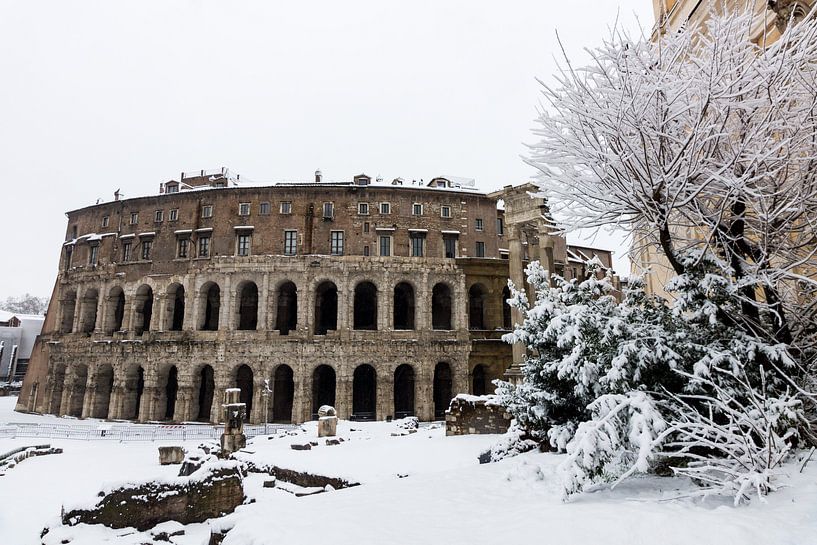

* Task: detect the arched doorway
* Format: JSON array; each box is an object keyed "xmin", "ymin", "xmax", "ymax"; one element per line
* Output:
[
  {"xmin": 134, "ymin": 285, "xmax": 154, "ymax": 335},
  {"xmin": 468, "ymin": 284, "xmax": 486, "ymax": 329},
  {"xmin": 167, "ymin": 284, "xmax": 185, "ymax": 331},
  {"xmin": 353, "ymin": 282, "xmax": 378, "ymax": 330},
  {"xmin": 49, "ymin": 364, "xmax": 67, "ymax": 414},
  {"xmin": 433, "ymin": 362, "xmax": 453, "ymax": 419},
  {"xmin": 272, "ymin": 364, "xmax": 294, "ymax": 423},
  {"xmin": 237, "ymin": 365, "xmax": 254, "ymax": 416},
  {"xmin": 105, "ymin": 287, "xmax": 125, "ymax": 334},
  {"xmin": 472, "ymin": 364, "xmax": 487, "ymax": 396},
  {"xmin": 311, "ymin": 365, "xmax": 336, "ymax": 417},
  {"xmin": 92, "ymin": 364, "xmax": 114, "ymax": 419},
  {"xmin": 275, "ymin": 281, "xmax": 298, "ymax": 335},
  {"xmin": 393, "ymin": 283, "xmax": 415, "ymax": 330},
  {"xmin": 61, "ymin": 291, "xmax": 77, "ymax": 333},
  {"xmin": 393, "ymin": 364, "xmax": 415, "ymax": 418},
  {"xmin": 197, "ymin": 365, "xmax": 215, "ymax": 421},
  {"xmin": 352, "ymin": 364, "xmax": 376, "ymax": 420},
  {"xmin": 125, "ymin": 366, "xmax": 145, "ymax": 420},
  {"xmin": 80, "ymin": 288, "xmax": 99, "ymax": 333},
  {"xmin": 199, "ymin": 282, "xmax": 221, "ymax": 331},
  {"xmin": 237, "ymin": 282, "xmax": 259, "ymax": 330},
  {"xmin": 68, "ymin": 365, "xmax": 88, "ymax": 417},
  {"xmin": 502, "ymin": 286, "xmax": 512, "ymax": 329},
  {"xmin": 314, "ymin": 282, "xmax": 338, "ymax": 335},
  {"xmin": 164, "ymin": 366, "xmax": 178, "ymax": 420},
  {"xmin": 432, "ymin": 283, "xmax": 452, "ymax": 330}
]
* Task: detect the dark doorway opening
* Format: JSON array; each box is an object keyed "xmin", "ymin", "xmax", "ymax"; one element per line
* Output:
[
  {"xmin": 201, "ymin": 283, "xmax": 221, "ymax": 331},
  {"xmin": 238, "ymin": 282, "xmax": 259, "ymax": 330},
  {"xmin": 237, "ymin": 365, "xmax": 254, "ymax": 416},
  {"xmin": 314, "ymin": 282, "xmax": 338, "ymax": 335},
  {"xmin": 273, "ymin": 365, "xmax": 294, "ymax": 423},
  {"xmin": 393, "ymin": 283, "xmax": 415, "ymax": 330},
  {"xmin": 133, "ymin": 367, "xmax": 145, "ymax": 420},
  {"xmin": 432, "ymin": 283, "xmax": 452, "ymax": 330},
  {"xmin": 165, "ymin": 366, "xmax": 178, "ymax": 420},
  {"xmin": 197, "ymin": 365, "xmax": 215, "ymax": 421},
  {"xmin": 468, "ymin": 284, "xmax": 486, "ymax": 329},
  {"xmin": 169, "ymin": 284, "xmax": 185, "ymax": 331},
  {"xmin": 353, "ymin": 282, "xmax": 378, "ymax": 330},
  {"xmin": 352, "ymin": 364, "xmax": 376, "ymax": 420},
  {"xmin": 393, "ymin": 364, "xmax": 415, "ymax": 419},
  {"xmin": 472, "ymin": 364, "xmax": 487, "ymax": 396},
  {"xmin": 276, "ymin": 282, "xmax": 298, "ymax": 335},
  {"xmin": 502, "ymin": 286, "xmax": 512, "ymax": 329},
  {"xmin": 311, "ymin": 365, "xmax": 336, "ymax": 417},
  {"xmin": 433, "ymin": 362, "xmax": 453, "ymax": 419}
]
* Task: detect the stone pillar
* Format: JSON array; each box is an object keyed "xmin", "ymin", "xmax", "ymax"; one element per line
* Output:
[
  {"xmin": 417, "ymin": 272, "xmax": 429, "ymax": 331},
  {"xmin": 336, "ymin": 372, "xmax": 352, "ymax": 420},
  {"xmin": 378, "ymin": 370, "xmax": 393, "ymax": 421},
  {"xmin": 291, "ymin": 375, "xmax": 307, "ymax": 424},
  {"xmin": 220, "ymin": 274, "xmax": 232, "ymax": 331},
  {"xmin": 59, "ymin": 380, "xmax": 73, "ymax": 416},
  {"xmin": 174, "ymin": 383, "xmax": 195, "ymax": 422},
  {"xmin": 184, "ymin": 277, "xmax": 199, "ymax": 331},
  {"xmin": 298, "ymin": 281, "xmax": 310, "ymax": 336},
  {"xmin": 124, "ymin": 297, "xmax": 137, "ymax": 334},
  {"xmin": 140, "ymin": 372, "xmax": 160, "ymax": 422},
  {"xmin": 506, "ymin": 225, "xmax": 526, "ymax": 381},
  {"xmin": 108, "ymin": 379, "xmax": 125, "ymax": 419},
  {"xmin": 537, "ymin": 218, "xmax": 556, "ymax": 277},
  {"xmin": 251, "ymin": 378, "xmax": 265, "ymax": 424},
  {"xmin": 259, "ymin": 273, "xmax": 270, "ymax": 331},
  {"xmin": 72, "ymin": 287, "xmax": 85, "ymax": 333},
  {"xmin": 94, "ymin": 287, "xmax": 107, "ymax": 334},
  {"xmin": 155, "ymin": 294, "xmax": 168, "ymax": 332},
  {"xmin": 417, "ymin": 367, "xmax": 433, "ymax": 421},
  {"xmin": 379, "ymin": 278, "xmax": 390, "ymax": 331},
  {"xmin": 338, "ymin": 280, "xmax": 351, "ymax": 332}
]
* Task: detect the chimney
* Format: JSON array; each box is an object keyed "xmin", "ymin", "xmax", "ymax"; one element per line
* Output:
[{"xmin": 315, "ymin": 169, "xmax": 322, "ymax": 183}]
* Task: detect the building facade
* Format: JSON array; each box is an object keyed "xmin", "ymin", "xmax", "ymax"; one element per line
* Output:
[{"xmin": 15, "ymin": 169, "xmax": 617, "ymax": 423}]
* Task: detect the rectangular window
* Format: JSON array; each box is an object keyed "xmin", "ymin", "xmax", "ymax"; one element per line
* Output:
[
  {"xmin": 330, "ymin": 231, "xmax": 344, "ymax": 255},
  {"xmin": 412, "ymin": 203, "xmax": 423, "ymax": 216},
  {"xmin": 280, "ymin": 202, "xmax": 292, "ymax": 214},
  {"xmin": 323, "ymin": 202, "xmax": 334, "ymax": 219},
  {"xmin": 284, "ymin": 230, "xmax": 297, "ymax": 256},
  {"xmin": 260, "ymin": 202, "xmax": 271, "ymax": 215},
  {"xmin": 237, "ymin": 234, "xmax": 251, "ymax": 256},
  {"xmin": 379, "ymin": 235, "xmax": 391, "ymax": 257},
  {"xmin": 239, "ymin": 202, "xmax": 251, "ymax": 216},
  {"xmin": 122, "ymin": 242, "xmax": 132, "ymax": 262},
  {"xmin": 198, "ymin": 236, "xmax": 210, "ymax": 258},
  {"xmin": 201, "ymin": 205, "xmax": 213, "ymax": 218},
  {"xmin": 475, "ymin": 241, "xmax": 485, "ymax": 257},
  {"xmin": 496, "ymin": 217, "xmax": 504, "ymax": 235},
  {"xmin": 363, "ymin": 245, "xmax": 370, "ymax": 256},
  {"xmin": 177, "ymin": 239, "xmax": 188, "ymax": 259},
  {"xmin": 410, "ymin": 235, "xmax": 424, "ymax": 257},
  {"xmin": 444, "ymin": 236, "xmax": 457, "ymax": 258},
  {"xmin": 141, "ymin": 240, "xmax": 152, "ymax": 260},
  {"xmin": 380, "ymin": 202, "xmax": 390, "ymax": 215},
  {"xmin": 169, "ymin": 209, "xmax": 179, "ymax": 221},
  {"xmin": 102, "ymin": 215, "xmax": 109, "ymax": 228},
  {"xmin": 155, "ymin": 210, "xmax": 164, "ymax": 223},
  {"xmin": 358, "ymin": 202, "xmax": 369, "ymax": 215},
  {"xmin": 89, "ymin": 245, "xmax": 99, "ymax": 265},
  {"xmin": 64, "ymin": 247, "xmax": 73, "ymax": 270},
  {"xmin": 475, "ymin": 218, "xmax": 484, "ymax": 231},
  {"xmin": 130, "ymin": 212, "xmax": 139, "ymax": 225},
  {"xmin": 441, "ymin": 206, "xmax": 451, "ymax": 218}
]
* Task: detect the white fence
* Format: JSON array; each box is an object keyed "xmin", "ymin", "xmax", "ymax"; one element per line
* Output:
[{"xmin": 0, "ymin": 422, "xmax": 296, "ymax": 442}]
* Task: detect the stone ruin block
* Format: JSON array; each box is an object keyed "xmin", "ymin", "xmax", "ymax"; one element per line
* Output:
[
  {"xmin": 317, "ymin": 405, "xmax": 338, "ymax": 437},
  {"xmin": 445, "ymin": 394, "xmax": 511, "ymax": 436},
  {"xmin": 158, "ymin": 446, "xmax": 186, "ymax": 465}
]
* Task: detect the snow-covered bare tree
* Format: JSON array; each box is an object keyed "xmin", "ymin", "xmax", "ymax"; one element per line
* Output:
[{"xmin": 1, "ymin": 293, "xmax": 49, "ymax": 315}]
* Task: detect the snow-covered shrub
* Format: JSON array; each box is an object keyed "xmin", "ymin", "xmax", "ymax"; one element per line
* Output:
[{"xmin": 480, "ymin": 421, "xmax": 538, "ymax": 464}]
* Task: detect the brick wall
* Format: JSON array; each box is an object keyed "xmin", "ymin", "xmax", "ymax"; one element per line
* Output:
[{"xmin": 445, "ymin": 394, "xmax": 511, "ymax": 436}]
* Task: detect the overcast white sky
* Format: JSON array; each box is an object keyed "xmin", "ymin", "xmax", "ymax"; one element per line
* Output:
[{"xmin": 0, "ymin": 1, "xmax": 653, "ymax": 300}]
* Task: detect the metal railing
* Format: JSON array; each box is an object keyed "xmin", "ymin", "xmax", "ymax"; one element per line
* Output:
[{"xmin": 0, "ymin": 422, "xmax": 296, "ymax": 442}]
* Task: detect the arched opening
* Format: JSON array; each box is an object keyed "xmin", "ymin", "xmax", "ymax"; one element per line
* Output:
[
  {"xmin": 105, "ymin": 287, "xmax": 125, "ymax": 334},
  {"xmin": 49, "ymin": 364, "xmax": 67, "ymax": 414},
  {"xmin": 134, "ymin": 285, "xmax": 154, "ymax": 335},
  {"xmin": 61, "ymin": 291, "xmax": 77, "ymax": 333},
  {"xmin": 237, "ymin": 281, "xmax": 259, "ymax": 330},
  {"xmin": 123, "ymin": 366, "xmax": 145, "ymax": 420},
  {"xmin": 79, "ymin": 288, "xmax": 99, "ymax": 333},
  {"xmin": 432, "ymin": 283, "xmax": 452, "ymax": 330},
  {"xmin": 433, "ymin": 362, "xmax": 453, "ymax": 419},
  {"xmin": 272, "ymin": 364, "xmax": 294, "ymax": 423},
  {"xmin": 68, "ymin": 365, "xmax": 88, "ymax": 417},
  {"xmin": 393, "ymin": 282, "xmax": 415, "ymax": 330},
  {"xmin": 236, "ymin": 365, "xmax": 254, "ymax": 416},
  {"xmin": 164, "ymin": 366, "xmax": 178, "ymax": 420},
  {"xmin": 352, "ymin": 364, "xmax": 377, "ymax": 420},
  {"xmin": 197, "ymin": 365, "xmax": 215, "ymax": 421},
  {"xmin": 472, "ymin": 364, "xmax": 487, "ymax": 396},
  {"xmin": 502, "ymin": 286, "xmax": 512, "ymax": 329},
  {"xmin": 468, "ymin": 284, "xmax": 486, "ymax": 330},
  {"xmin": 275, "ymin": 282, "xmax": 298, "ymax": 335},
  {"xmin": 314, "ymin": 282, "xmax": 338, "ymax": 335},
  {"xmin": 166, "ymin": 283, "xmax": 185, "ymax": 331},
  {"xmin": 199, "ymin": 282, "xmax": 221, "ymax": 331},
  {"xmin": 393, "ymin": 364, "xmax": 415, "ymax": 418},
  {"xmin": 353, "ymin": 282, "xmax": 378, "ymax": 330},
  {"xmin": 92, "ymin": 364, "xmax": 114, "ymax": 419},
  {"xmin": 311, "ymin": 364, "xmax": 336, "ymax": 417}
]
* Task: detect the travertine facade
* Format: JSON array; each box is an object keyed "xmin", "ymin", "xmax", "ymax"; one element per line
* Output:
[{"xmin": 16, "ymin": 170, "xmax": 616, "ymax": 423}]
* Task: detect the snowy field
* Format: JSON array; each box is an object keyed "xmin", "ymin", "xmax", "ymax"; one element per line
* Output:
[{"xmin": 1, "ymin": 396, "xmax": 816, "ymax": 545}]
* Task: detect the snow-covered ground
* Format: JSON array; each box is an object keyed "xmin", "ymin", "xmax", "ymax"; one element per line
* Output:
[{"xmin": 2, "ymin": 396, "xmax": 816, "ymax": 545}]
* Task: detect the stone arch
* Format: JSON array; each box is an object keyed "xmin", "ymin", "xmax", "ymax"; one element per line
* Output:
[
  {"xmin": 79, "ymin": 288, "xmax": 99, "ymax": 333},
  {"xmin": 393, "ymin": 364, "xmax": 415, "ymax": 418},
  {"xmin": 352, "ymin": 364, "xmax": 377, "ymax": 420},
  {"xmin": 166, "ymin": 283, "xmax": 185, "ymax": 331},
  {"xmin": 91, "ymin": 363, "xmax": 114, "ymax": 418},
  {"xmin": 272, "ymin": 364, "xmax": 294, "ymax": 423},
  {"xmin": 198, "ymin": 281, "xmax": 221, "ymax": 331},
  {"xmin": 314, "ymin": 281, "xmax": 338, "ymax": 335},
  {"xmin": 123, "ymin": 366, "xmax": 145, "ymax": 420},
  {"xmin": 433, "ymin": 361, "xmax": 453, "ymax": 419},
  {"xmin": 236, "ymin": 364, "xmax": 254, "ymax": 415},
  {"xmin": 61, "ymin": 291, "xmax": 77, "ymax": 333},
  {"xmin": 311, "ymin": 364, "xmax": 336, "ymax": 417},
  {"xmin": 468, "ymin": 283, "xmax": 487, "ymax": 330},
  {"xmin": 353, "ymin": 281, "xmax": 378, "ymax": 330},
  {"xmin": 68, "ymin": 364, "xmax": 88, "ymax": 417},
  {"xmin": 104, "ymin": 286, "xmax": 125, "ymax": 334},
  {"xmin": 502, "ymin": 285, "xmax": 512, "ymax": 329},
  {"xmin": 161, "ymin": 365, "xmax": 179, "ymax": 421},
  {"xmin": 195, "ymin": 364, "xmax": 215, "ymax": 421},
  {"xmin": 49, "ymin": 363, "xmax": 67, "ymax": 414},
  {"xmin": 275, "ymin": 281, "xmax": 298, "ymax": 335},
  {"xmin": 236, "ymin": 280, "xmax": 259, "ymax": 331},
  {"xmin": 393, "ymin": 282, "xmax": 415, "ymax": 330},
  {"xmin": 472, "ymin": 364, "xmax": 487, "ymax": 396},
  {"xmin": 431, "ymin": 283, "xmax": 452, "ymax": 330},
  {"xmin": 134, "ymin": 284, "xmax": 154, "ymax": 335}
]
